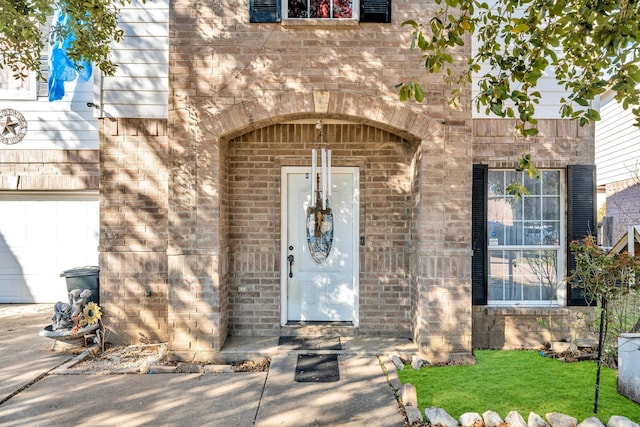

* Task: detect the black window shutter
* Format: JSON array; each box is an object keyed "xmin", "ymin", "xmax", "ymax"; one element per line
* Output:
[
  {"xmin": 472, "ymin": 164, "xmax": 488, "ymax": 305},
  {"xmin": 250, "ymin": 0, "xmax": 281, "ymax": 23},
  {"xmin": 360, "ymin": 0, "xmax": 391, "ymax": 23},
  {"xmin": 566, "ymin": 164, "xmax": 597, "ymax": 306}
]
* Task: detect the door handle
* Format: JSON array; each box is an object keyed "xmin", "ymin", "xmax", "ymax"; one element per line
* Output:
[{"xmin": 287, "ymin": 254, "xmax": 294, "ymax": 278}]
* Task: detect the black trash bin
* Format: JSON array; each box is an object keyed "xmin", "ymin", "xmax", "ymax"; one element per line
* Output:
[{"xmin": 60, "ymin": 266, "xmax": 100, "ymax": 304}]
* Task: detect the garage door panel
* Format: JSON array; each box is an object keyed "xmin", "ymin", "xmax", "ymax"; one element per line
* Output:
[
  {"xmin": 0, "ymin": 193, "xmax": 99, "ymax": 303},
  {"xmin": 0, "ymin": 276, "xmax": 30, "ymax": 302},
  {"xmin": 0, "ymin": 247, "xmax": 24, "ymax": 275}
]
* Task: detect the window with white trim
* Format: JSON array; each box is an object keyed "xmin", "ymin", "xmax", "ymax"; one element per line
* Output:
[
  {"xmin": 0, "ymin": 64, "xmax": 37, "ymax": 100},
  {"xmin": 250, "ymin": 0, "xmax": 389, "ymax": 23},
  {"xmin": 285, "ymin": 0, "xmax": 356, "ymax": 19},
  {"xmin": 487, "ymin": 170, "xmax": 564, "ymax": 305}
]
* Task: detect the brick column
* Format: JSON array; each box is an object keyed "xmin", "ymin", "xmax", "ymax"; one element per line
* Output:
[
  {"xmin": 99, "ymin": 118, "xmax": 169, "ymax": 345},
  {"xmin": 166, "ymin": 106, "xmax": 228, "ymax": 361},
  {"xmin": 413, "ymin": 122, "xmax": 474, "ymax": 364}
]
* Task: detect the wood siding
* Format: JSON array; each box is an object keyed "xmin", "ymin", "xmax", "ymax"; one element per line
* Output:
[
  {"xmin": 595, "ymin": 91, "xmax": 640, "ymax": 186},
  {"xmin": 0, "ymin": 78, "xmax": 98, "ymax": 150},
  {"xmin": 94, "ymin": 0, "xmax": 169, "ymax": 119}
]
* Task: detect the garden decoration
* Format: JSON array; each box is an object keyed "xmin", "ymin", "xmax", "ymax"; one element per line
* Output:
[
  {"xmin": 307, "ymin": 120, "xmax": 334, "ymax": 264},
  {"xmin": 39, "ymin": 288, "xmax": 103, "ymax": 345}
]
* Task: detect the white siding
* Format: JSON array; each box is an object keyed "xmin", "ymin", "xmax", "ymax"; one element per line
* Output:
[
  {"xmin": 470, "ymin": 0, "xmax": 594, "ymax": 120},
  {"xmin": 595, "ymin": 91, "xmax": 640, "ymax": 185},
  {"xmin": 471, "ymin": 59, "xmax": 574, "ymax": 120},
  {"xmin": 0, "ymin": 76, "xmax": 98, "ymax": 150},
  {"xmin": 95, "ymin": 0, "xmax": 169, "ymax": 119}
]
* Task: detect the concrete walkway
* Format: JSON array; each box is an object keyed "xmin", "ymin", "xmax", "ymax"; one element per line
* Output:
[{"xmin": 0, "ymin": 304, "xmax": 415, "ymax": 426}]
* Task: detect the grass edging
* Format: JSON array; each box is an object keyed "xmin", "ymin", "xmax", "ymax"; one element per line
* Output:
[{"xmin": 396, "ymin": 350, "xmax": 640, "ymax": 423}]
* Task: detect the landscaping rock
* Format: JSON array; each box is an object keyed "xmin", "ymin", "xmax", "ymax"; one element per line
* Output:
[
  {"xmin": 506, "ymin": 411, "xmax": 527, "ymax": 427},
  {"xmin": 176, "ymin": 362, "xmax": 203, "ymax": 373},
  {"xmin": 547, "ymin": 412, "xmax": 577, "ymax": 427},
  {"xmin": 406, "ymin": 406, "xmax": 423, "ymax": 425},
  {"xmin": 575, "ymin": 338, "xmax": 598, "ymax": 348},
  {"xmin": 578, "ymin": 417, "xmax": 605, "ymax": 427},
  {"xmin": 390, "ymin": 354, "xmax": 404, "ymax": 371},
  {"xmin": 148, "ymin": 364, "xmax": 177, "ymax": 374},
  {"xmin": 550, "ymin": 342, "xmax": 577, "ymax": 354},
  {"xmin": 607, "ymin": 416, "xmax": 639, "ymax": 427},
  {"xmin": 204, "ymin": 364, "xmax": 234, "ymax": 373},
  {"xmin": 460, "ymin": 412, "xmax": 483, "ymax": 427},
  {"xmin": 411, "ymin": 354, "xmax": 425, "ymax": 370},
  {"xmin": 529, "ymin": 412, "xmax": 550, "ymax": 427},
  {"xmin": 483, "ymin": 410, "xmax": 503, "ymax": 427},
  {"xmin": 425, "ymin": 406, "xmax": 458, "ymax": 427},
  {"xmin": 401, "ymin": 383, "xmax": 418, "ymax": 407}
]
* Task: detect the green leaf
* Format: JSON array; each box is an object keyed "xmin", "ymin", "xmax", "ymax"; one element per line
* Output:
[
  {"xmin": 399, "ymin": 85, "xmax": 409, "ymax": 101},
  {"xmin": 414, "ymin": 83, "xmax": 425, "ymax": 102},
  {"xmin": 512, "ymin": 23, "xmax": 530, "ymax": 33},
  {"xmin": 506, "ymin": 182, "xmax": 529, "ymax": 200}
]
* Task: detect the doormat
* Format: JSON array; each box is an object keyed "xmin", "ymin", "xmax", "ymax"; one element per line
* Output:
[
  {"xmin": 294, "ymin": 354, "xmax": 340, "ymax": 382},
  {"xmin": 278, "ymin": 336, "xmax": 341, "ymax": 350}
]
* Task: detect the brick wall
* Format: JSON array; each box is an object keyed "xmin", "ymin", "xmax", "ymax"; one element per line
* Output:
[
  {"xmin": 473, "ymin": 118, "xmax": 595, "ymax": 166},
  {"xmin": 0, "ymin": 150, "xmax": 98, "ymax": 191},
  {"xmin": 606, "ymin": 178, "xmax": 640, "ymax": 244},
  {"xmin": 472, "ymin": 307, "xmax": 595, "ymax": 349},
  {"xmin": 167, "ymin": 0, "xmax": 473, "ymax": 361}
]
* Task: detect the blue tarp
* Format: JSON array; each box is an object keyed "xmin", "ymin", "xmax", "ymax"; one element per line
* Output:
[{"xmin": 48, "ymin": 9, "xmax": 92, "ymax": 101}]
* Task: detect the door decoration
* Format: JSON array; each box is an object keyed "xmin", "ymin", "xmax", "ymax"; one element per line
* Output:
[{"xmin": 307, "ymin": 120, "xmax": 333, "ymax": 263}]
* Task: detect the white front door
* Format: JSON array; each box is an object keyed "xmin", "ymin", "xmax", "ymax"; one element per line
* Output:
[{"xmin": 281, "ymin": 167, "xmax": 359, "ymax": 325}]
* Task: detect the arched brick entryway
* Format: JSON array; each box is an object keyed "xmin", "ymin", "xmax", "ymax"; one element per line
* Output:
[{"xmin": 163, "ymin": 90, "xmax": 472, "ymax": 363}]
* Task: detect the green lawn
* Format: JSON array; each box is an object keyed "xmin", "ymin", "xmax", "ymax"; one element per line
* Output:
[{"xmin": 396, "ymin": 350, "xmax": 640, "ymax": 423}]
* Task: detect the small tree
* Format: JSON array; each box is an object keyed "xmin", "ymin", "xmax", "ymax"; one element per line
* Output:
[
  {"xmin": 569, "ymin": 235, "xmax": 640, "ymax": 413},
  {"xmin": 570, "ymin": 235, "xmax": 640, "ymax": 364}
]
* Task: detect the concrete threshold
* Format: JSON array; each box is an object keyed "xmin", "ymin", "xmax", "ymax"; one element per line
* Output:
[{"xmin": 214, "ymin": 335, "xmax": 417, "ymax": 364}]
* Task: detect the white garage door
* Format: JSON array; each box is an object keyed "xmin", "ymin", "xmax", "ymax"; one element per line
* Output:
[{"xmin": 0, "ymin": 192, "xmax": 99, "ymax": 303}]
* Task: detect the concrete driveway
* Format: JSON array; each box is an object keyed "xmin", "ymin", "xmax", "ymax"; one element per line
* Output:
[{"xmin": 0, "ymin": 304, "xmax": 71, "ymax": 403}]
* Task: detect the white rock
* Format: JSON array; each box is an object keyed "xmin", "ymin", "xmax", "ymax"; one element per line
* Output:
[
  {"xmin": 529, "ymin": 412, "xmax": 550, "ymax": 427},
  {"xmin": 401, "ymin": 383, "xmax": 418, "ymax": 407},
  {"xmin": 411, "ymin": 354, "xmax": 424, "ymax": 370},
  {"xmin": 546, "ymin": 412, "xmax": 577, "ymax": 427},
  {"xmin": 506, "ymin": 411, "xmax": 527, "ymax": 427},
  {"xmin": 390, "ymin": 354, "xmax": 404, "ymax": 371},
  {"xmin": 578, "ymin": 417, "xmax": 606, "ymax": 427},
  {"xmin": 460, "ymin": 412, "xmax": 483, "ymax": 427},
  {"xmin": 483, "ymin": 410, "xmax": 503, "ymax": 427},
  {"xmin": 406, "ymin": 406, "xmax": 423, "ymax": 425},
  {"xmin": 425, "ymin": 406, "xmax": 459, "ymax": 427},
  {"xmin": 607, "ymin": 416, "xmax": 640, "ymax": 427}
]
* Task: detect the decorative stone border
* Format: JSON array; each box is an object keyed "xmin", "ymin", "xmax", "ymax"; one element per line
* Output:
[{"xmin": 383, "ymin": 353, "xmax": 639, "ymax": 427}]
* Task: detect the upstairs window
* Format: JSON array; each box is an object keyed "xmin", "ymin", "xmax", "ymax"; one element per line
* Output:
[
  {"xmin": 287, "ymin": 0, "xmax": 354, "ymax": 19},
  {"xmin": 250, "ymin": 0, "xmax": 390, "ymax": 23}
]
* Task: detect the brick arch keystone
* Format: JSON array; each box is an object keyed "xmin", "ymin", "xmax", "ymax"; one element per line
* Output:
[{"xmin": 205, "ymin": 91, "xmax": 443, "ymax": 141}]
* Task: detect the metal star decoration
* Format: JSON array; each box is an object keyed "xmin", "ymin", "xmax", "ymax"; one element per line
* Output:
[{"xmin": 0, "ymin": 109, "xmax": 28, "ymax": 145}]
